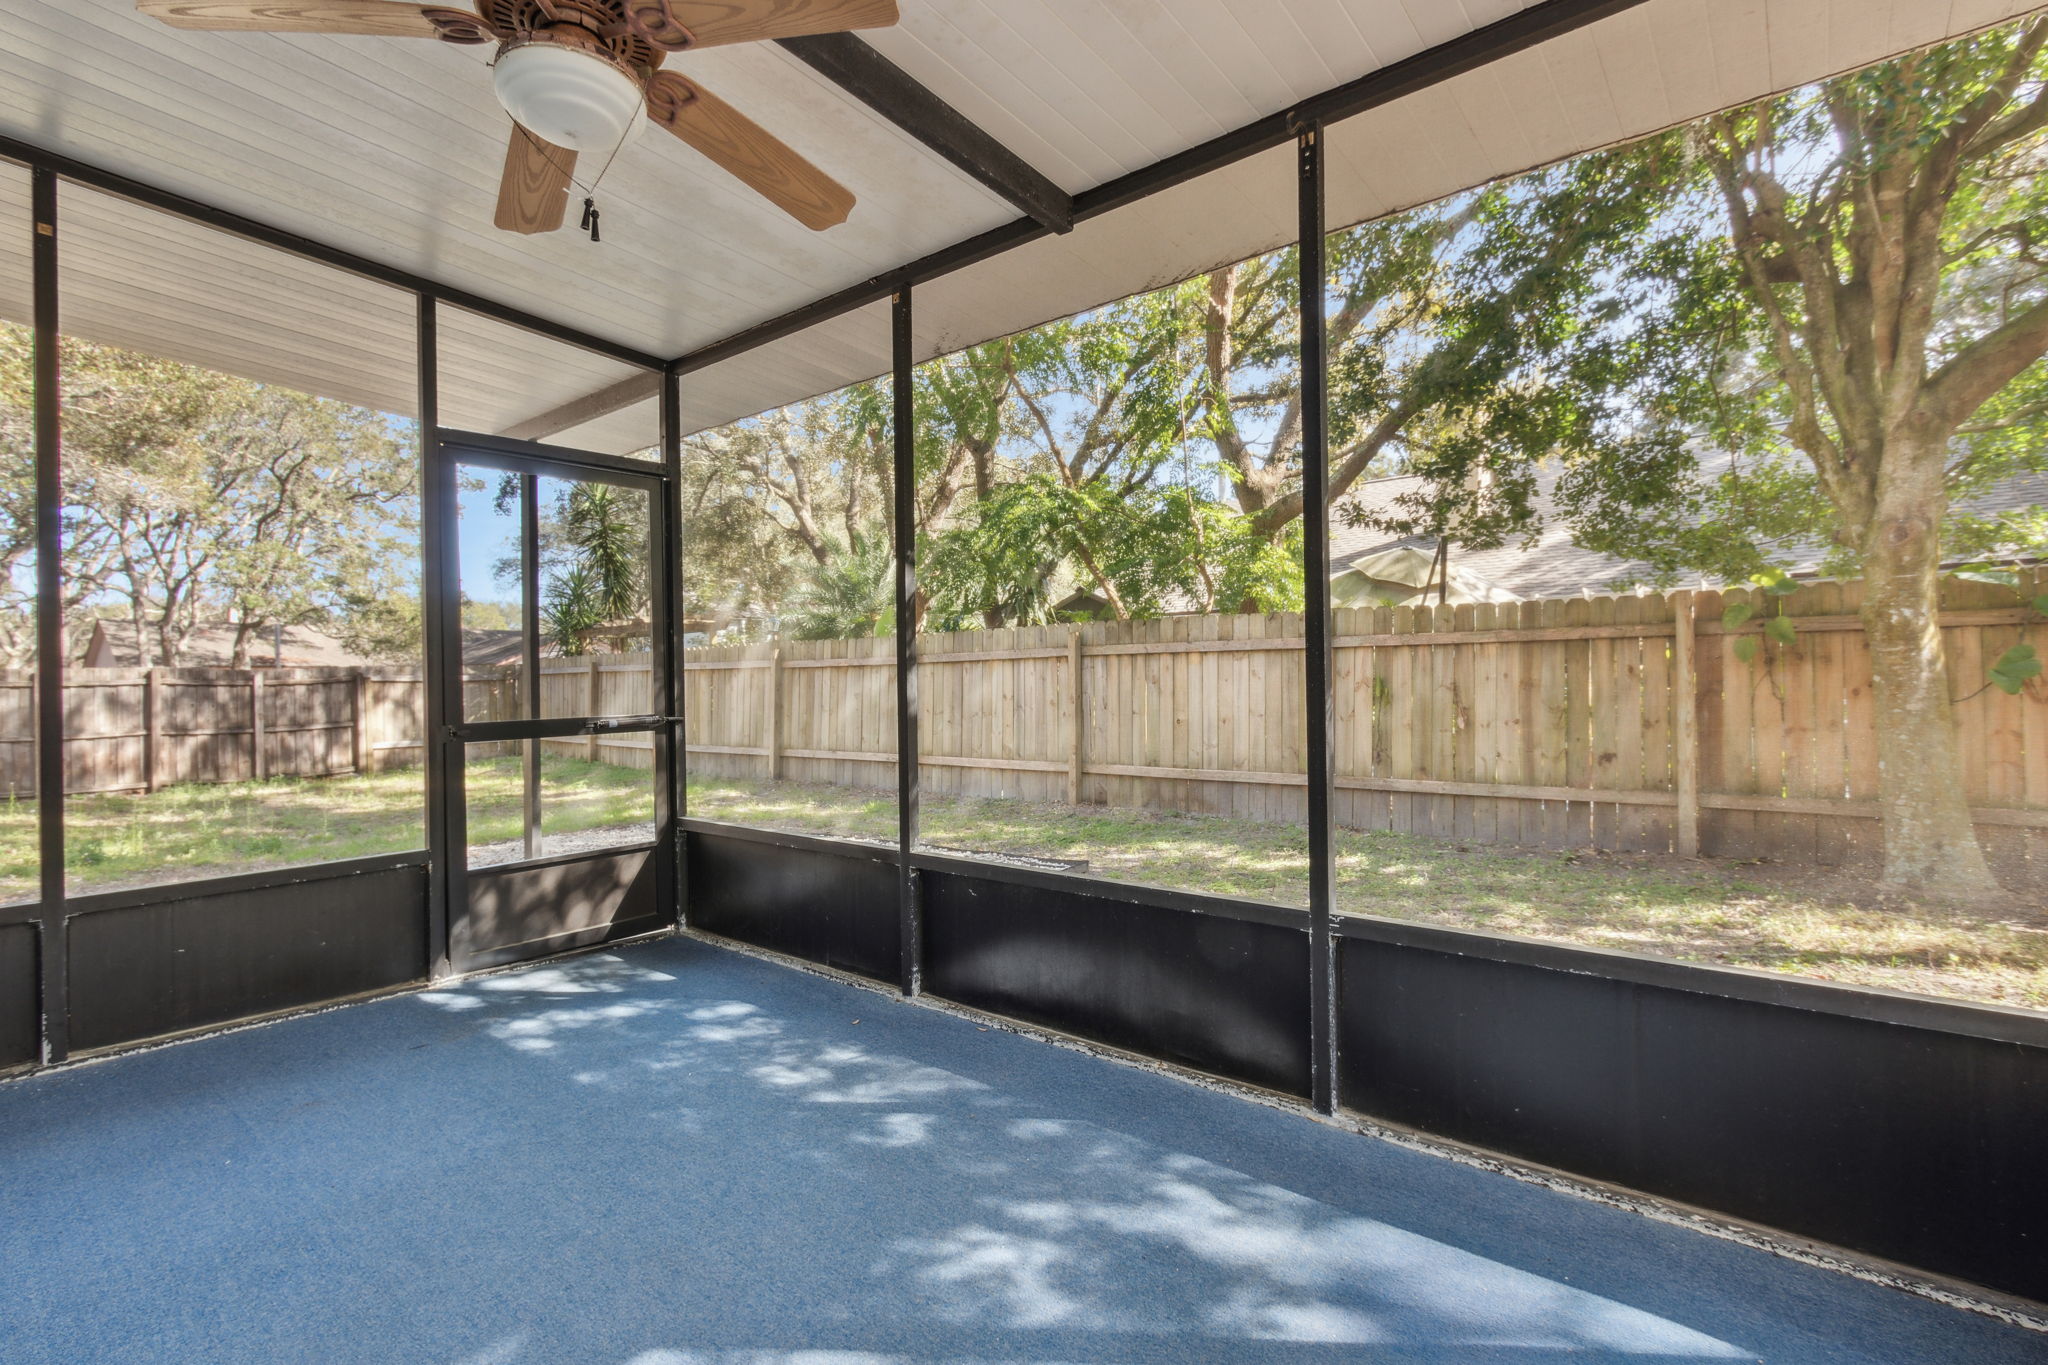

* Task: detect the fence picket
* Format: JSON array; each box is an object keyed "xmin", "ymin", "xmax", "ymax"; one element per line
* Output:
[
  {"xmin": 1639, "ymin": 594, "xmax": 1676, "ymax": 853},
  {"xmin": 1468, "ymin": 602, "xmax": 1499, "ymax": 846},
  {"xmin": 1805, "ymin": 583, "xmax": 1850, "ymax": 867},
  {"xmin": 1545, "ymin": 598, "xmax": 1579, "ymax": 850},
  {"xmin": 1495, "ymin": 601, "xmax": 1528, "ymax": 846},
  {"xmin": 1749, "ymin": 590, "xmax": 1797, "ymax": 862}
]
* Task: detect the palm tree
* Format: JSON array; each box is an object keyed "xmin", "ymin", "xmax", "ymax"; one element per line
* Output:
[
  {"xmin": 562, "ymin": 484, "xmax": 643, "ymax": 623},
  {"xmin": 541, "ymin": 563, "xmax": 604, "ymax": 656},
  {"xmin": 785, "ymin": 532, "xmax": 893, "ymax": 640},
  {"xmin": 539, "ymin": 484, "xmax": 647, "ymax": 653}
]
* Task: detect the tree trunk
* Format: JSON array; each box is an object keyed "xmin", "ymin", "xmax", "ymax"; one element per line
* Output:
[
  {"xmin": 229, "ymin": 619, "xmax": 256, "ymax": 670},
  {"xmin": 1857, "ymin": 484, "xmax": 2002, "ymax": 900}
]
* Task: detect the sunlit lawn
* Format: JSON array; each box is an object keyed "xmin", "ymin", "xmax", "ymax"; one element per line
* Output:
[
  {"xmin": 2, "ymin": 766, "xmax": 2042, "ymax": 1012},
  {"xmin": 0, "ymin": 757, "xmax": 652, "ymax": 900},
  {"xmin": 693, "ymin": 776, "xmax": 2048, "ymax": 1012}
]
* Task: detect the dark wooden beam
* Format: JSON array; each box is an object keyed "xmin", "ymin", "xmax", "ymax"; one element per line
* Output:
[
  {"xmin": 778, "ymin": 33, "xmax": 1074, "ymax": 234},
  {"xmin": 683, "ymin": 0, "xmax": 1651, "ymax": 377},
  {"xmin": 499, "ymin": 371, "xmax": 662, "ymax": 445}
]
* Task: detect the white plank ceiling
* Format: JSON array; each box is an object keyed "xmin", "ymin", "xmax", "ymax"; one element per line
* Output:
[{"xmin": 0, "ymin": 0, "xmax": 2040, "ymax": 448}]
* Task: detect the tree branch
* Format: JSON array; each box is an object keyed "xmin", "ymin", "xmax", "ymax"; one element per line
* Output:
[{"xmin": 1926, "ymin": 292, "xmax": 2048, "ymax": 427}]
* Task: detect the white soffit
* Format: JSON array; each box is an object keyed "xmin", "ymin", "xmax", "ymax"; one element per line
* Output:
[
  {"xmin": 684, "ymin": 0, "xmax": 2031, "ymax": 431},
  {"xmin": 0, "ymin": 0, "xmax": 1017, "ymax": 360},
  {"xmin": 722, "ymin": 0, "xmax": 2047, "ymax": 435},
  {"xmin": 0, "ymin": 1, "xmax": 2039, "ymax": 445},
  {"xmin": 678, "ymin": 299, "xmax": 894, "ymax": 439}
]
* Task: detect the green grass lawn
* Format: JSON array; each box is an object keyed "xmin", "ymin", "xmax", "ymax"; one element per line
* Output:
[
  {"xmin": 0, "ymin": 757, "xmax": 654, "ymax": 900},
  {"xmin": 4, "ymin": 766, "xmax": 2041, "ymax": 1013},
  {"xmin": 692, "ymin": 776, "xmax": 2048, "ymax": 1012}
]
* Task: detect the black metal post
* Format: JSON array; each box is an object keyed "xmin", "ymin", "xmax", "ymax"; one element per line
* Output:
[
  {"xmin": 892, "ymin": 288, "xmax": 921, "ymax": 996},
  {"xmin": 661, "ymin": 366, "xmax": 686, "ymax": 925},
  {"xmin": 1298, "ymin": 123, "xmax": 1338, "ymax": 1115},
  {"xmin": 520, "ymin": 474, "xmax": 542, "ymax": 860},
  {"xmin": 31, "ymin": 168, "xmax": 66, "ymax": 1063},
  {"xmin": 419, "ymin": 294, "xmax": 455, "ymax": 979}
]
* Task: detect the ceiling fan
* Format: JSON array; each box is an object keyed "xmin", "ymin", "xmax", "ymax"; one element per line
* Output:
[{"xmin": 136, "ymin": 1, "xmax": 901, "ymax": 234}]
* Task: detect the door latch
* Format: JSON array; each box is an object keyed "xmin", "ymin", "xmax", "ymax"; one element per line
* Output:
[{"xmin": 579, "ymin": 715, "xmax": 673, "ymax": 734}]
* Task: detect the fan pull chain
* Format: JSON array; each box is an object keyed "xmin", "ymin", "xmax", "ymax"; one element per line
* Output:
[{"xmin": 571, "ymin": 118, "xmax": 635, "ymax": 244}]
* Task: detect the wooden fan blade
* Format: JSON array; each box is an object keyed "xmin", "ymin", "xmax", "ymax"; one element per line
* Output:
[
  {"xmin": 494, "ymin": 126, "xmax": 577, "ymax": 235},
  {"xmin": 136, "ymin": 1, "xmax": 459, "ymax": 38},
  {"xmin": 645, "ymin": 72, "xmax": 853, "ymax": 231},
  {"xmin": 656, "ymin": 0, "xmax": 898, "ymax": 50}
]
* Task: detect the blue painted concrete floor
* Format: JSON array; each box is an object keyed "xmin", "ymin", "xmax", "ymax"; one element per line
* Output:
[{"xmin": 3, "ymin": 935, "xmax": 2044, "ymax": 1364}]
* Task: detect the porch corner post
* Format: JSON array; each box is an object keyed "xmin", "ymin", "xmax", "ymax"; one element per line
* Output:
[
  {"xmin": 518, "ymin": 474, "xmax": 541, "ymax": 863},
  {"xmin": 31, "ymin": 166, "xmax": 67, "ymax": 1064},
  {"xmin": 418, "ymin": 292, "xmax": 455, "ymax": 979},
  {"xmin": 1298, "ymin": 120, "xmax": 1339, "ymax": 1115},
  {"xmin": 662, "ymin": 363, "xmax": 687, "ymax": 926},
  {"xmin": 893, "ymin": 286, "xmax": 923, "ymax": 997}
]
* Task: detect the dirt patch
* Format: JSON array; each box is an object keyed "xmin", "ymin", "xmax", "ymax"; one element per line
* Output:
[{"xmin": 468, "ymin": 821, "xmax": 658, "ymax": 868}]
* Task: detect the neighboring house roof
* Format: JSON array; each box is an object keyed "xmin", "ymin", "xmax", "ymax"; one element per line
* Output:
[
  {"xmin": 462, "ymin": 629, "xmax": 526, "ymax": 670},
  {"xmin": 1332, "ymin": 544, "xmax": 1521, "ymax": 608},
  {"xmin": 1332, "ymin": 473, "xmax": 1695, "ymax": 603},
  {"xmin": 457, "ymin": 622, "xmax": 653, "ymax": 668},
  {"xmin": 79, "ymin": 620, "xmax": 375, "ymax": 669},
  {"xmin": 1332, "ymin": 461, "xmax": 2048, "ymax": 602}
]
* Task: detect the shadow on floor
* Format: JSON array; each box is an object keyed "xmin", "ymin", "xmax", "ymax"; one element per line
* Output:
[{"xmin": 0, "ymin": 936, "xmax": 2041, "ymax": 1365}]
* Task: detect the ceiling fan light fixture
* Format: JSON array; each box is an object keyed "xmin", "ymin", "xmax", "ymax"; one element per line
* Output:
[
  {"xmin": 140, "ymin": 0, "xmax": 884, "ymax": 233},
  {"xmin": 492, "ymin": 39, "xmax": 645, "ymax": 154}
]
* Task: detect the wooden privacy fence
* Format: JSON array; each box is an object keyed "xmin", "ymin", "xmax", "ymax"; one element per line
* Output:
[
  {"xmin": 685, "ymin": 573, "xmax": 2048, "ymax": 874},
  {"xmin": 0, "ymin": 667, "xmax": 430, "ymax": 798},
  {"xmin": 460, "ymin": 655, "xmax": 666, "ymax": 772},
  {"xmin": 0, "ymin": 656, "xmax": 677, "ymax": 798},
  {"xmin": 7, "ymin": 573, "xmax": 2042, "ymax": 875}
]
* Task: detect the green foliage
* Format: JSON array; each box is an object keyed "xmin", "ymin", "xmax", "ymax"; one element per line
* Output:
[
  {"xmin": 560, "ymin": 484, "xmax": 643, "ymax": 623},
  {"xmin": 336, "ymin": 589, "xmax": 421, "ymax": 662},
  {"xmin": 1990, "ymin": 643, "xmax": 2042, "ymax": 695},
  {"xmin": 460, "ymin": 597, "xmax": 520, "ymax": 632},
  {"xmin": 0, "ymin": 326, "xmax": 419, "ymax": 667},
  {"xmin": 1751, "ymin": 569, "xmax": 1799, "ymax": 597},
  {"xmin": 921, "ymin": 478, "xmax": 1069, "ymax": 628},
  {"xmin": 1327, "ymin": 140, "xmax": 1687, "ymax": 555},
  {"xmin": 1166, "ymin": 492, "xmax": 1305, "ymax": 615},
  {"xmin": 1555, "ymin": 21, "xmax": 2048, "ymax": 586},
  {"xmin": 786, "ymin": 532, "xmax": 893, "ymax": 640},
  {"xmin": 920, "ymin": 473, "xmax": 1304, "ymax": 628},
  {"xmin": 535, "ymin": 481, "xmax": 649, "ymax": 654},
  {"xmin": 685, "ymin": 126, "xmax": 1688, "ymax": 637},
  {"xmin": 1763, "ymin": 614, "xmax": 1798, "ymax": 647},
  {"xmin": 1721, "ymin": 602, "xmax": 1756, "ymax": 629},
  {"xmin": 679, "ymin": 385, "xmax": 887, "ymax": 633},
  {"xmin": 542, "ymin": 563, "xmax": 604, "ymax": 656}
]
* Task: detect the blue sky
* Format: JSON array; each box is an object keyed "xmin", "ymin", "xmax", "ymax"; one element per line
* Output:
[{"xmin": 456, "ymin": 477, "xmax": 521, "ymax": 612}]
